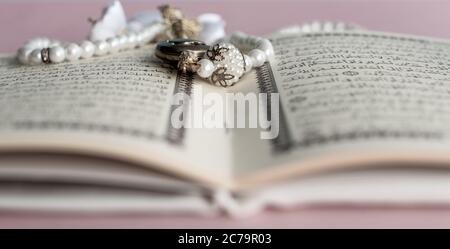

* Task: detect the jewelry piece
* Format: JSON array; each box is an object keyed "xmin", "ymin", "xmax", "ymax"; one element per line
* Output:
[
  {"xmin": 15, "ymin": 1, "xmax": 271, "ymax": 78},
  {"xmin": 16, "ymin": 4, "xmax": 199, "ymax": 66},
  {"xmin": 155, "ymin": 32, "xmax": 274, "ymax": 87},
  {"xmin": 17, "ymin": 22, "xmax": 165, "ymax": 66},
  {"xmin": 158, "ymin": 5, "xmax": 201, "ymax": 40}
]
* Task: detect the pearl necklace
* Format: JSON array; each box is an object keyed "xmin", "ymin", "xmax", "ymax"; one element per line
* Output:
[
  {"xmin": 16, "ymin": 4, "xmax": 206, "ymax": 66},
  {"xmin": 16, "ymin": 0, "xmax": 274, "ymax": 88},
  {"xmin": 17, "ymin": 28, "xmax": 273, "ymax": 88},
  {"xmin": 156, "ymin": 32, "xmax": 274, "ymax": 87},
  {"xmin": 17, "ymin": 22, "xmax": 165, "ymax": 65}
]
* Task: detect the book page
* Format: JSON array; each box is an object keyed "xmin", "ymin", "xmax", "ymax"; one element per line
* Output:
[
  {"xmin": 234, "ymin": 31, "xmax": 450, "ymax": 187},
  {"xmin": 236, "ymin": 167, "xmax": 450, "ymax": 214},
  {"xmin": 0, "ymin": 49, "xmax": 176, "ymax": 140},
  {"xmin": 0, "ymin": 153, "xmax": 214, "ymax": 214},
  {"xmin": 0, "ymin": 48, "xmax": 232, "ymax": 186}
]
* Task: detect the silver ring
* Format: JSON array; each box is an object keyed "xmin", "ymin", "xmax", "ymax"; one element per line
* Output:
[{"xmin": 155, "ymin": 39, "xmax": 210, "ymax": 63}]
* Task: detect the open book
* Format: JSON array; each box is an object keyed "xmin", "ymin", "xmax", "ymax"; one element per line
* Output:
[{"xmin": 2, "ymin": 27, "xmax": 450, "ymax": 216}]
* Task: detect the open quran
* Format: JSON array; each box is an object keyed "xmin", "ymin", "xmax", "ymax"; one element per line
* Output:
[{"xmin": 2, "ymin": 28, "xmax": 450, "ymax": 216}]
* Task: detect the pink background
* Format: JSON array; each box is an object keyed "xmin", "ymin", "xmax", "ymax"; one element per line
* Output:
[
  {"xmin": 2, "ymin": 0, "xmax": 450, "ymax": 53},
  {"xmin": 2, "ymin": 0, "xmax": 450, "ymax": 228}
]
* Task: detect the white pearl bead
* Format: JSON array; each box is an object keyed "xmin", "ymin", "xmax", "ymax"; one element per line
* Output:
[
  {"xmin": 17, "ymin": 47, "xmax": 32, "ymax": 64},
  {"xmin": 256, "ymin": 39, "xmax": 274, "ymax": 59},
  {"xmin": 243, "ymin": 54, "xmax": 253, "ymax": 73},
  {"xmin": 118, "ymin": 35, "xmax": 128, "ymax": 51},
  {"xmin": 146, "ymin": 26, "xmax": 161, "ymax": 42},
  {"xmin": 94, "ymin": 41, "xmax": 110, "ymax": 56},
  {"xmin": 127, "ymin": 33, "xmax": 138, "ymax": 49},
  {"xmin": 49, "ymin": 46, "xmax": 66, "ymax": 63},
  {"xmin": 197, "ymin": 59, "xmax": 215, "ymax": 78},
  {"xmin": 65, "ymin": 43, "xmax": 81, "ymax": 61},
  {"xmin": 148, "ymin": 30, "xmax": 158, "ymax": 41},
  {"xmin": 24, "ymin": 38, "xmax": 50, "ymax": 51},
  {"xmin": 141, "ymin": 30, "xmax": 152, "ymax": 43},
  {"xmin": 80, "ymin": 40, "xmax": 95, "ymax": 59},
  {"xmin": 107, "ymin": 37, "xmax": 120, "ymax": 53},
  {"xmin": 135, "ymin": 33, "xmax": 144, "ymax": 47},
  {"xmin": 248, "ymin": 49, "xmax": 266, "ymax": 67},
  {"xmin": 29, "ymin": 49, "xmax": 43, "ymax": 65},
  {"xmin": 230, "ymin": 32, "xmax": 246, "ymax": 44},
  {"xmin": 140, "ymin": 32, "xmax": 149, "ymax": 45},
  {"xmin": 256, "ymin": 39, "xmax": 272, "ymax": 50}
]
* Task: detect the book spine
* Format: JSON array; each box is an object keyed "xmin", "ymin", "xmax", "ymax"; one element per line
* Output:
[
  {"xmin": 255, "ymin": 62, "xmax": 293, "ymax": 153},
  {"xmin": 166, "ymin": 71, "xmax": 194, "ymax": 145}
]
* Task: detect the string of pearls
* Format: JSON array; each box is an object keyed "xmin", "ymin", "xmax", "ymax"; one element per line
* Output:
[
  {"xmin": 191, "ymin": 32, "xmax": 274, "ymax": 87},
  {"xmin": 18, "ymin": 21, "xmax": 274, "ymax": 87},
  {"xmin": 17, "ymin": 23, "xmax": 165, "ymax": 65}
]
